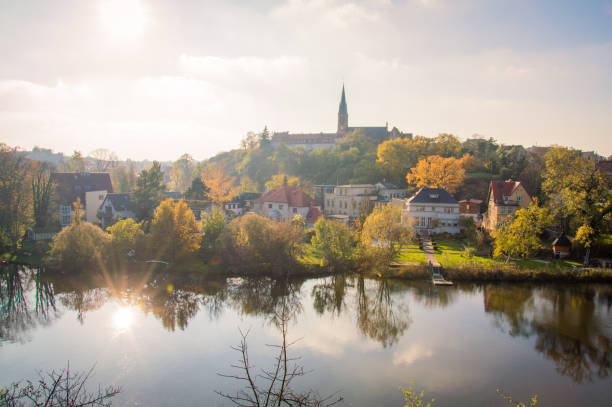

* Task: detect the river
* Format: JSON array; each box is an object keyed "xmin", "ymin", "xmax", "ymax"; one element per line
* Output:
[{"xmin": 1, "ymin": 265, "xmax": 611, "ymax": 406}]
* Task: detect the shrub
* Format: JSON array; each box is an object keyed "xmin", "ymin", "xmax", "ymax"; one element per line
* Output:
[
  {"xmin": 49, "ymin": 221, "xmax": 110, "ymax": 271},
  {"xmin": 107, "ymin": 218, "xmax": 145, "ymax": 260},
  {"xmin": 311, "ymin": 218, "xmax": 357, "ymax": 272}
]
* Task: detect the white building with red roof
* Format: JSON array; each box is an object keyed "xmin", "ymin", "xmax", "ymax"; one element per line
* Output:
[{"xmin": 254, "ymin": 186, "xmax": 322, "ymax": 226}]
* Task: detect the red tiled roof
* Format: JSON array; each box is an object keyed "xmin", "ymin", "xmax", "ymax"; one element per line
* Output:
[
  {"xmin": 52, "ymin": 172, "xmax": 113, "ymax": 205},
  {"xmin": 489, "ymin": 180, "xmax": 521, "ymax": 204},
  {"xmin": 255, "ymin": 186, "xmax": 316, "ymax": 208}
]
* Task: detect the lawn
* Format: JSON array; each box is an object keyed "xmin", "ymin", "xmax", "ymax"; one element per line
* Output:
[{"xmin": 394, "ymin": 244, "xmax": 427, "ymax": 263}]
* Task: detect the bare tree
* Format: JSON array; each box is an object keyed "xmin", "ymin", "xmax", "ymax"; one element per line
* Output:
[
  {"xmin": 89, "ymin": 149, "xmax": 119, "ymax": 172},
  {"xmin": 0, "ymin": 363, "xmax": 120, "ymax": 406},
  {"xmin": 217, "ymin": 302, "xmax": 342, "ymax": 407}
]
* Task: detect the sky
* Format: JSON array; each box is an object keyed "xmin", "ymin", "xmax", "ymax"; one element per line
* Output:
[{"xmin": 1, "ymin": 0, "xmax": 611, "ymax": 161}]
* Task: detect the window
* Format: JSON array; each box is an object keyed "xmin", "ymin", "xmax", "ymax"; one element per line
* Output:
[
  {"xmin": 501, "ymin": 208, "xmax": 506, "ymax": 215},
  {"xmin": 279, "ymin": 204, "xmax": 284, "ymax": 209},
  {"xmin": 517, "ymin": 196, "xmax": 523, "ymax": 201},
  {"xmin": 268, "ymin": 204, "xmax": 272, "ymax": 209},
  {"xmin": 292, "ymin": 207, "xmax": 297, "ymax": 213}
]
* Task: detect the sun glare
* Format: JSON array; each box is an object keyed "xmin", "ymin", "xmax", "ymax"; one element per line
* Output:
[
  {"xmin": 112, "ymin": 306, "xmax": 135, "ymax": 331},
  {"xmin": 97, "ymin": 0, "xmax": 148, "ymax": 43}
]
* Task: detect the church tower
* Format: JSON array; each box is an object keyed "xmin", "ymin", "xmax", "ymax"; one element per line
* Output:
[{"xmin": 337, "ymin": 84, "xmax": 348, "ymax": 134}]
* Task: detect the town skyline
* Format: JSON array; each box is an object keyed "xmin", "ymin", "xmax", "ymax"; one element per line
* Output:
[{"xmin": 2, "ymin": 0, "xmax": 612, "ymax": 160}]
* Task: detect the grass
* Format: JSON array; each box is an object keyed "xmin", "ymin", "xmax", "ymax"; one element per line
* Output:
[
  {"xmin": 1, "ymin": 240, "xmax": 50, "ymax": 266},
  {"xmin": 394, "ymin": 244, "xmax": 427, "ymax": 263}
]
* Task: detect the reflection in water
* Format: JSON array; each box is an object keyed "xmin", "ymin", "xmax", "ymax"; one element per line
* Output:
[
  {"xmin": 2, "ymin": 265, "xmax": 612, "ymax": 387},
  {"xmin": 484, "ymin": 284, "xmax": 612, "ymax": 383}
]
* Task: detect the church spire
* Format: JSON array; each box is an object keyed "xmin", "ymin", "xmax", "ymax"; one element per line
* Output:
[{"xmin": 337, "ymin": 84, "xmax": 348, "ymax": 134}]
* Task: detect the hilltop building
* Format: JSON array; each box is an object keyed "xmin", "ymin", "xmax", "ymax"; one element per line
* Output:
[{"xmin": 271, "ymin": 85, "xmax": 407, "ymax": 151}]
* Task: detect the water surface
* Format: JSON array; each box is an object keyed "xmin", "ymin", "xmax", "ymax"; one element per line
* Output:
[{"xmin": 1, "ymin": 266, "xmax": 611, "ymax": 406}]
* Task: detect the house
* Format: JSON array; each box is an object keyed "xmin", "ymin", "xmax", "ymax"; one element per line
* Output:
[
  {"xmin": 52, "ymin": 172, "xmax": 113, "ymax": 226},
  {"xmin": 552, "ymin": 235, "xmax": 572, "ymax": 259},
  {"xmin": 459, "ymin": 198, "xmax": 483, "ymax": 223},
  {"xmin": 254, "ymin": 186, "xmax": 322, "ymax": 224},
  {"xmin": 324, "ymin": 184, "xmax": 378, "ymax": 217},
  {"xmin": 223, "ymin": 202, "xmax": 243, "ymax": 216},
  {"xmin": 401, "ymin": 188, "xmax": 461, "ymax": 234},
  {"xmin": 484, "ymin": 180, "xmax": 532, "ymax": 231},
  {"xmin": 375, "ymin": 182, "xmax": 406, "ymax": 202},
  {"xmin": 100, "ymin": 193, "xmax": 135, "ymax": 228},
  {"xmin": 85, "ymin": 190, "xmax": 108, "ymax": 224}
]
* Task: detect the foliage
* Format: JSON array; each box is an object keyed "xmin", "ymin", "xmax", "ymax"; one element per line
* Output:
[
  {"xmin": 67, "ymin": 150, "xmax": 85, "ymax": 172},
  {"xmin": 202, "ymin": 162, "xmax": 238, "ymax": 205},
  {"xmin": 107, "ymin": 218, "xmax": 145, "ymax": 259},
  {"xmin": 399, "ymin": 382, "xmax": 434, "ymax": 407},
  {"xmin": 258, "ymin": 125, "xmax": 271, "ymax": 146},
  {"xmin": 170, "ymin": 153, "xmax": 196, "ymax": 193},
  {"xmin": 361, "ymin": 204, "xmax": 415, "ymax": 261},
  {"xmin": 265, "ymin": 173, "xmax": 300, "ymax": 190},
  {"xmin": 291, "ymin": 214, "xmax": 306, "ymax": 231},
  {"xmin": 497, "ymin": 389, "xmax": 538, "ymax": 407},
  {"xmin": 89, "ymin": 148, "xmax": 118, "ymax": 171},
  {"xmin": 493, "ymin": 202, "xmax": 553, "ymax": 261},
  {"xmin": 200, "ymin": 207, "xmax": 226, "ymax": 256},
  {"xmin": 110, "ymin": 163, "xmax": 137, "ymax": 193},
  {"xmin": 0, "ymin": 145, "xmax": 33, "ymax": 251},
  {"xmin": 311, "ymin": 218, "xmax": 357, "ymax": 271},
  {"xmin": 221, "ymin": 213, "xmax": 304, "ymax": 270},
  {"xmin": 49, "ymin": 220, "xmax": 111, "ymax": 270},
  {"xmin": 148, "ymin": 199, "xmax": 201, "ymax": 261},
  {"xmin": 132, "ymin": 161, "xmax": 166, "ymax": 221},
  {"xmin": 405, "ymin": 155, "xmax": 466, "ymax": 193},
  {"xmin": 184, "ymin": 177, "xmax": 210, "ymax": 200},
  {"xmin": 0, "ymin": 365, "xmax": 120, "ymax": 407},
  {"xmin": 31, "ymin": 161, "xmax": 54, "ymax": 228}
]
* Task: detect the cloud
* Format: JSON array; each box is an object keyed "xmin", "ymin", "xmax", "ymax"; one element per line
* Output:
[{"xmin": 393, "ymin": 344, "xmax": 433, "ymax": 365}]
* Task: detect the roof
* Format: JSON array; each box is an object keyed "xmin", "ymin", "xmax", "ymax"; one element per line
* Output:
[
  {"xmin": 164, "ymin": 191, "xmax": 182, "ymax": 199},
  {"xmin": 459, "ymin": 199, "xmax": 483, "ymax": 204},
  {"xmin": 552, "ymin": 235, "xmax": 572, "ymax": 247},
  {"xmin": 306, "ymin": 206, "xmax": 322, "ymax": 223},
  {"xmin": 597, "ymin": 160, "xmax": 612, "ymax": 174},
  {"xmin": 407, "ymin": 188, "xmax": 458, "ymax": 205},
  {"xmin": 104, "ymin": 193, "xmax": 133, "ymax": 212},
  {"xmin": 255, "ymin": 186, "xmax": 316, "ymax": 208},
  {"xmin": 489, "ymin": 180, "xmax": 523, "ymax": 204},
  {"xmin": 376, "ymin": 182, "xmax": 402, "ymax": 189},
  {"xmin": 347, "ymin": 126, "xmax": 388, "ymax": 140},
  {"xmin": 52, "ymin": 172, "xmax": 113, "ymax": 205}
]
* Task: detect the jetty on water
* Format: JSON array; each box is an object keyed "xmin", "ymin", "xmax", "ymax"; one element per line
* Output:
[{"xmin": 420, "ymin": 232, "xmax": 454, "ymax": 286}]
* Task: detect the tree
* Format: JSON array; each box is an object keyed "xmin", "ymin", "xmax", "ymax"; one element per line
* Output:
[
  {"xmin": 0, "ymin": 145, "xmax": 33, "ymax": 251},
  {"xmin": 311, "ymin": 218, "xmax": 356, "ymax": 271},
  {"xmin": 49, "ymin": 219, "xmax": 111, "ymax": 270},
  {"xmin": 405, "ymin": 155, "xmax": 466, "ymax": 193},
  {"xmin": 240, "ymin": 131, "xmax": 259, "ymax": 150},
  {"xmin": 107, "ymin": 218, "xmax": 145, "ymax": 259},
  {"xmin": 202, "ymin": 162, "xmax": 237, "ymax": 206},
  {"xmin": 265, "ymin": 173, "xmax": 300, "ymax": 190},
  {"xmin": 259, "ymin": 126, "xmax": 271, "ymax": 146},
  {"xmin": 291, "ymin": 214, "xmax": 306, "ymax": 231},
  {"xmin": 110, "ymin": 163, "xmax": 137, "ymax": 193},
  {"xmin": 542, "ymin": 147, "xmax": 612, "ymax": 264},
  {"xmin": 200, "ymin": 207, "xmax": 226, "ymax": 255},
  {"xmin": 67, "ymin": 150, "xmax": 85, "ymax": 172},
  {"xmin": 493, "ymin": 202, "xmax": 553, "ymax": 261},
  {"xmin": 184, "ymin": 177, "xmax": 209, "ymax": 201},
  {"xmin": 31, "ymin": 161, "xmax": 54, "ymax": 228},
  {"xmin": 89, "ymin": 148, "xmax": 118, "ymax": 171},
  {"xmin": 360, "ymin": 204, "xmax": 415, "ymax": 261},
  {"xmin": 148, "ymin": 199, "xmax": 200, "ymax": 261},
  {"xmin": 132, "ymin": 161, "xmax": 166, "ymax": 221},
  {"xmin": 169, "ymin": 153, "xmax": 195, "ymax": 193}
]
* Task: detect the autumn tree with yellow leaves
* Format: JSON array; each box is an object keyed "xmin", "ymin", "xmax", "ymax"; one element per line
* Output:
[
  {"xmin": 202, "ymin": 162, "xmax": 238, "ymax": 206},
  {"xmin": 148, "ymin": 198, "xmax": 200, "ymax": 261},
  {"xmin": 405, "ymin": 155, "xmax": 468, "ymax": 194}
]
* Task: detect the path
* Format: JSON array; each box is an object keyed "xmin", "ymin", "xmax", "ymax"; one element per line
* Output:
[{"xmin": 420, "ymin": 231, "xmax": 441, "ymax": 268}]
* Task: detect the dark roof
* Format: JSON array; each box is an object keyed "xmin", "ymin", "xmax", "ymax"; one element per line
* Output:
[
  {"xmin": 347, "ymin": 126, "xmax": 388, "ymax": 140},
  {"xmin": 552, "ymin": 235, "xmax": 572, "ymax": 247},
  {"xmin": 489, "ymin": 180, "xmax": 523, "ymax": 204},
  {"xmin": 164, "ymin": 191, "xmax": 182, "ymax": 199},
  {"xmin": 407, "ymin": 188, "xmax": 458, "ymax": 205},
  {"xmin": 597, "ymin": 160, "xmax": 612, "ymax": 174},
  {"xmin": 377, "ymin": 182, "xmax": 402, "ymax": 189},
  {"xmin": 255, "ymin": 186, "xmax": 316, "ymax": 207},
  {"xmin": 52, "ymin": 172, "xmax": 113, "ymax": 205},
  {"xmin": 104, "ymin": 193, "xmax": 133, "ymax": 212}
]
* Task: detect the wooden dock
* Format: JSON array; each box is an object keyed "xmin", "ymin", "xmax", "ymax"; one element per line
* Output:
[{"xmin": 421, "ymin": 232, "xmax": 454, "ymax": 286}]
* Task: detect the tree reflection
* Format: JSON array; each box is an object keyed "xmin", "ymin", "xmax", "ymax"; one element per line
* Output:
[
  {"xmin": 0, "ymin": 265, "xmax": 58, "ymax": 343},
  {"xmin": 312, "ymin": 275, "xmax": 348, "ymax": 316},
  {"xmin": 355, "ymin": 276, "xmax": 410, "ymax": 348},
  {"xmin": 484, "ymin": 284, "xmax": 612, "ymax": 383}
]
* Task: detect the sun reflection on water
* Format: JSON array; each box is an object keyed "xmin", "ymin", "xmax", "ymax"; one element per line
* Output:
[{"xmin": 112, "ymin": 306, "xmax": 135, "ymax": 332}]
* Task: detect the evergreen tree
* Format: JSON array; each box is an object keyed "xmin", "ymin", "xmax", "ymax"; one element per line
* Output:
[
  {"xmin": 184, "ymin": 177, "xmax": 210, "ymax": 201},
  {"xmin": 132, "ymin": 161, "xmax": 166, "ymax": 221},
  {"xmin": 259, "ymin": 126, "xmax": 271, "ymax": 146}
]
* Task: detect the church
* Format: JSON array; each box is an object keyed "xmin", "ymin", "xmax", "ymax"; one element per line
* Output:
[{"xmin": 271, "ymin": 85, "xmax": 408, "ymax": 151}]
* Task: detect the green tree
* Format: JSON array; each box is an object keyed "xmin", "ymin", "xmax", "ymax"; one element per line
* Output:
[
  {"xmin": 291, "ymin": 214, "xmax": 306, "ymax": 231},
  {"xmin": 110, "ymin": 163, "xmax": 137, "ymax": 193},
  {"xmin": 31, "ymin": 161, "xmax": 54, "ymax": 228},
  {"xmin": 493, "ymin": 202, "xmax": 553, "ymax": 261},
  {"xmin": 132, "ymin": 161, "xmax": 166, "ymax": 221},
  {"xmin": 0, "ymin": 145, "xmax": 33, "ymax": 251},
  {"xmin": 311, "ymin": 218, "xmax": 356, "ymax": 271},
  {"xmin": 265, "ymin": 173, "xmax": 300, "ymax": 190},
  {"xmin": 542, "ymin": 147, "xmax": 612, "ymax": 264},
  {"xmin": 169, "ymin": 153, "xmax": 195, "ymax": 193},
  {"xmin": 49, "ymin": 220, "xmax": 111, "ymax": 270},
  {"xmin": 200, "ymin": 207, "xmax": 226, "ymax": 255},
  {"xmin": 107, "ymin": 218, "xmax": 145, "ymax": 259},
  {"xmin": 259, "ymin": 126, "xmax": 271, "ymax": 146},
  {"xmin": 184, "ymin": 177, "xmax": 209, "ymax": 201},
  {"xmin": 148, "ymin": 199, "xmax": 200, "ymax": 261}
]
